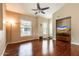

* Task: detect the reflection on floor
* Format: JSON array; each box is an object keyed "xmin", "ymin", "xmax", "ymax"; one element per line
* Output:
[{"xmin": 4, "ymin": 39, "xmax": 79, "ymax": 56}]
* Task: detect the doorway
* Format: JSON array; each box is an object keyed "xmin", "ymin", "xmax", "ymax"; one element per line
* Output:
[{"xmin": 42, "ymin": 22, "xmax": 48, "ymax": 39}]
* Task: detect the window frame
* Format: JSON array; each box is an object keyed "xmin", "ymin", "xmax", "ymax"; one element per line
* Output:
[{"xmin": 20, "ymin": 20, "xmax": 32, "ymax": 37}]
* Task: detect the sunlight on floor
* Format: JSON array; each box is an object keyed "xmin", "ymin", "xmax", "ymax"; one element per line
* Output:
[{"xmin": 19, "ymin": 42, "xmax": 32, "ymax": 56}]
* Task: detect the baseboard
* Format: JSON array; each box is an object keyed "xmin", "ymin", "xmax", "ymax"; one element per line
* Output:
[
  {"xmin": 71, "ymin": 42, "xmax": 79, "ymax": 45},
  {"xmin": 53, "ymin": 38, "xmax": 79, "ymax": 46},
  {"xmin": 7, "ymin": 39, "xmax": 38, "ymax": 44},
  {"xmin": 1, "ymin": 44, "xmax": 7, "ymax": 56}
]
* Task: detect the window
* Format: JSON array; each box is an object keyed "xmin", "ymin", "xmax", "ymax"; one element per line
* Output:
[
  {"xmin": 20, "ymin": 20, "xmax": 32, "ymax": 37},
  {"xmin": 42, "ymin": 22, "xmax": 48, "ymax": 35}
]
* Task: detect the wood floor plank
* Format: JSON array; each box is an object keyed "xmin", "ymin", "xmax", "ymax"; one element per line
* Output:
[{"xmin": 4, "ymin": 39, "xmax": 79, "ymax": 56}]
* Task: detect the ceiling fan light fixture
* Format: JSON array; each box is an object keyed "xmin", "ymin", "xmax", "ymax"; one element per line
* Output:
[{"xmin": 32, "ymin": 3, "xmax": 49, "ymax": 14}]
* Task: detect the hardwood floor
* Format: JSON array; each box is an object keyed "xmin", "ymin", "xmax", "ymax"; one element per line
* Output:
[{"xmin": 4, "ymin": 39, "xmax": 79, "ymax": 56}]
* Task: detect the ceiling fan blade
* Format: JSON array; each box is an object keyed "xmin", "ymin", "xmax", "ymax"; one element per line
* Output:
[
  {"xmin": 41, "ymin": 11, "xmax": 45, "ymax": 14},
  {"xmin": 41, "ymin": 7, "xmax": 49, "ymax": 10},
  {"xmin": 32, "ymin": 9, "xmax": 38, "ymax": 11},
  {"xmin": 35, "ymin": 12, "xmax": 38, "ymax": 15},
  {"xmin": 37, "ymin": 3, "xmax": 40, "ymax": 9}
]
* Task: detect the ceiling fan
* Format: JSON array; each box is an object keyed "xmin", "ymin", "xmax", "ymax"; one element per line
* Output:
[{"xmin": 32, "ymin": 3, "xmax": 49, "ymax": 14}]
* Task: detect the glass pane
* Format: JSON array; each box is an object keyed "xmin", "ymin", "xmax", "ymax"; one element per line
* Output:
[
  {"xmin": 42, "ymin": 22, "xmax": 48, "ymax": 35},
  {"xmin": 20, "ymin": 20, "xmax": 32, "ymax": 37}
]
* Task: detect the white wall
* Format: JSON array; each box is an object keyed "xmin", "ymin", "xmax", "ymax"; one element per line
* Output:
[
  {"xmin": 53, "ymin": 4, "xmax": 79, "ymax": 44},
  {"xmin": 0, "ymin": 4, "xmax": 6, "ymax": 55}
]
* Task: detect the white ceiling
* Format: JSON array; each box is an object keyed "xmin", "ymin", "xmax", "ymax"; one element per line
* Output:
[{"xmin": 6, "ymin": 3, "xmax": 65, "ymax": 18}]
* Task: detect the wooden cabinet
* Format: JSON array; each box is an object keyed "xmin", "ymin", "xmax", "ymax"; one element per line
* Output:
[
  {"xmin": 56, "ymin": 17, "xmax": 71, "ymax": 42},
  {"xmin": 56, "ymin": 35, "xmax": 71, "ymax": 42}
]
